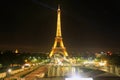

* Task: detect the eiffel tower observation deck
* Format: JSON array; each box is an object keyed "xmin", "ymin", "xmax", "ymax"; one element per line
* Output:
[{"xmin": 49, "ymin": 5, "xmax": 68, "ymax": 58}]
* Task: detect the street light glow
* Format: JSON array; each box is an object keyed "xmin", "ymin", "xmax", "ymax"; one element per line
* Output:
[{"xmin": 8, "ymin": 69, "xmax": 12, "ymax": 73}]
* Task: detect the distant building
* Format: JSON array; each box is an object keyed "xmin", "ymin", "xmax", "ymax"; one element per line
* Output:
[{"xmin": 15, "ymin": 49, "xmax": 19, "ymax": 53}]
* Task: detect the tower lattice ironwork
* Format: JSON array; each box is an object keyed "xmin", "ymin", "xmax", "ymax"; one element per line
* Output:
[{"xmin": 49, "ymin": 5, "xmax": 68, "ymax": 57}]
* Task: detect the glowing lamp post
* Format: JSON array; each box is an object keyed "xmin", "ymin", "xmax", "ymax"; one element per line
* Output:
[{"xmin": 6, "ymin": 68, "xmax": 12, "ymax": 77}]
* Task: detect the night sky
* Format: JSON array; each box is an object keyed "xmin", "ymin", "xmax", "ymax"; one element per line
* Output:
[{"xmin": 0, "ymin": 0, "xmax": 120, "ymax": 53}]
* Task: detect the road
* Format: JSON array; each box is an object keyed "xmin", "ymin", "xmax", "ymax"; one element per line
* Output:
[
  {"xmin": 4, "ymin": 66, "xmax": 39, "ymax": 80},
  {"xmin": 24, "ymin": 66, "xmax": 47, "ymax": 80}
]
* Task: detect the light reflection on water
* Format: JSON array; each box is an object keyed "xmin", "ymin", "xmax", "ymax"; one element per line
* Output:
[{"xmin": 47, "ymin": 66, "xmax": 83, "ymax": 77}]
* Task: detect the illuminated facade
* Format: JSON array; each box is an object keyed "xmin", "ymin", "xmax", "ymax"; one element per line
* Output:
[
  {"xmin": 15, "ymin": 49, "xmax": 18, "ymax": 53},
  {"xmin": 49, "ymin": 5, "xmax": 68, "ymax": 57}
]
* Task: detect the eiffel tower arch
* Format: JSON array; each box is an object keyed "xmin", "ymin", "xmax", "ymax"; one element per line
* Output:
[{"xmin": 49, "ymin": 5, "xmax": 68, "ymax": 58}]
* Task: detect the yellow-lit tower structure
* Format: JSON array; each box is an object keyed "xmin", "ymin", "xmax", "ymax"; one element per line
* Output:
[{"xmin": 49, "ymin": 5, "xmax": 68, "ymax": 57}]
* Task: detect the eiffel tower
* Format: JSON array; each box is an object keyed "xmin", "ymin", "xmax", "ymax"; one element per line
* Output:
[{"xmin": 49, "ymin": 5, "xmax": 68, "ymax": 58}]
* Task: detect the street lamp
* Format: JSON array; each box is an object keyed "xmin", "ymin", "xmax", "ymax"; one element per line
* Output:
[
  {"xmin": 8, "ymin": 69, "xmax": 12, "ymax": 73},
  {"xmin": 6, "ymin": 68, "xmax": 12, "ymax": 77}
]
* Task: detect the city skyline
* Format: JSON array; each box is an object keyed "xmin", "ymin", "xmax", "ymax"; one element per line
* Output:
[{"xmin": 0, "ymin": 0, "xmax": 120, "ymax": 53}]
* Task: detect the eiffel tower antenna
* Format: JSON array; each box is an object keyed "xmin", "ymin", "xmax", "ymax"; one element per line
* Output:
[
  {"xmin": 49, "ymin": 5, "xmax": 68, "ymax": 57},
  {"xmin": 56, "ymin": 5, "xmax": 61, "ymax": 37}
]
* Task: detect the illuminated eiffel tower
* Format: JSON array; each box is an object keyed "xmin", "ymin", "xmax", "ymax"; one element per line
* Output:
[{"xmin": 49, "ymin": 5, "xmax": 68, "ymax": 58}]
